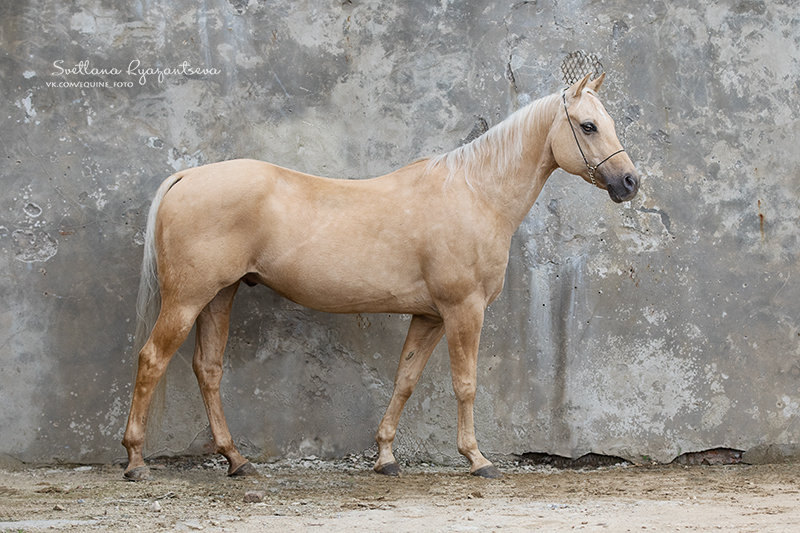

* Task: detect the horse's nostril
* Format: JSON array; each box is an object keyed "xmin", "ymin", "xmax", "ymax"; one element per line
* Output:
[{"xmin": 624, "ymin": 174, "xmax": 638, "ymax": 191}]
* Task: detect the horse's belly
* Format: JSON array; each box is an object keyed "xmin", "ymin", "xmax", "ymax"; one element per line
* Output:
[{"xmin": 254, "ymin": 267, "xmax": 434, "ymax": 315}]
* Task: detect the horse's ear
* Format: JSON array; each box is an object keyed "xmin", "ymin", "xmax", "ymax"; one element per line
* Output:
[
  {"xmin": 588, "ymin": 72, "xmax": 605, "ymax": 92},
  {"xmin": 568, "ymin": 73, "xmax": 591, "ymax": 99}
]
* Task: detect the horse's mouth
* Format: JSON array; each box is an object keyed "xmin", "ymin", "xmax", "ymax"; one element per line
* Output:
[
  {"xmin": 606, "ymin": 174, "xmax": 639, "ymax": 203},
  {"xmin": 608, "ymin": 188, "xmax": 637, "ymax": 203}
]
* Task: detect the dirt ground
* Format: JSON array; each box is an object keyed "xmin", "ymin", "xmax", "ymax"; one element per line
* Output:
[{"xmin": 1, "ymin": 454, "xmax": 799, "ymax": 532}]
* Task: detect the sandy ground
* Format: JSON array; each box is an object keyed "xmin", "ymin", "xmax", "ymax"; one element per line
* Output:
[{"xmin": 1, "ymin": 455, "xmax": 799, "ymax": 532}]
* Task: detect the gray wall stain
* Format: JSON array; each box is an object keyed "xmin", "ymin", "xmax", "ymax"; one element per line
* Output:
[{"xmin": 1, "ymin": 0, "xmax": 798, "ymax": 465}]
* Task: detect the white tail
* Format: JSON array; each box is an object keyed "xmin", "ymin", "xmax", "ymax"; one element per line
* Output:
[
  {"xmin": 132, "ymin": 173, "xmax": 183, "ymax": 357},
  {"xmin": 130, "ymin": 173, "xmax": 184, "ymax": 455}
]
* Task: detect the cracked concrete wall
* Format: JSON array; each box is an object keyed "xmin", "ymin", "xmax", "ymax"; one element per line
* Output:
[{"xmin": 1, "ymin": 0, "xmax": 798, "ymax": 465}]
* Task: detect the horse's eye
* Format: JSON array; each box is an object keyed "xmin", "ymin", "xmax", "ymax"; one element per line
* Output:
[{"xmin": 581, "ymin": 122, "xmax": 597, "ymax": 134}]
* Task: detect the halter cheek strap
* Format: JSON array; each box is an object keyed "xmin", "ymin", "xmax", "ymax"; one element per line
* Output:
[{"xmin": 562, "ymin": 91, "xmax": 626, "ymax": 187}]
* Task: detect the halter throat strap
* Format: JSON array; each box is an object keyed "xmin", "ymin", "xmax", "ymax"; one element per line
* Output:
[{"xmin": 561, "ymin": 91, "xmax": 625, "ymax": 187}]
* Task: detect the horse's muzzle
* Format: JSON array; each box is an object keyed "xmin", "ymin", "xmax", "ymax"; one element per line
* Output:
[{"xmin": 607, "ymin": 173, "xmax": 639, "ymax": 203}]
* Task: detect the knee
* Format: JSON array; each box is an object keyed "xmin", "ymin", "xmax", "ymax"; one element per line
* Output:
[
  {"xmin": 192, "ymin": 360, "xmax": 222, "ymax": 384},
  {"xmin": 451, "ymin": 378, "xmax": 476, "ymax": 402}
]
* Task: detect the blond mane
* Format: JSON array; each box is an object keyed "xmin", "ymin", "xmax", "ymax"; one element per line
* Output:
[{"xmin": 428, "ymin": 93, "xmax": 561, "ymax": 189}]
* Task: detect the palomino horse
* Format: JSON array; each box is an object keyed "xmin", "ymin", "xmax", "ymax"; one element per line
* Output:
[{"xmin": 122, "ymin": 73, "xmax": 639, "ymax": 480}]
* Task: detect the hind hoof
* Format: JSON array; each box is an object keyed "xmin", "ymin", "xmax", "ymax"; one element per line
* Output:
[
  {"xmin": 228, "ymin": 461, "xmax": 258, "ymax": 478},
  {"xmin": 471, "ymin": 465, "xmax": 502, "ymax": 479},
  {"xmin": 123, "ymin": 466, "xmax": 151, "ymax": 481},
  {"xmin": 374, "ymin": 462, "xmax": 401, "ymax": 476}
]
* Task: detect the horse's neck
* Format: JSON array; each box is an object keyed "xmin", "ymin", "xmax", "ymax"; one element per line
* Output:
[
  {"xmin": 463, "ymin": 95, "xmax": 560, "ymax": 232},
  {"xmin": 476, "ymin": 148, "xmax": 557, "ymax": 234}
]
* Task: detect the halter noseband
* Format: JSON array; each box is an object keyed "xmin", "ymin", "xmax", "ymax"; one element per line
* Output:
[{"xmin": 561, "ymin": 91, "xmax": 626, "ymax": 187}]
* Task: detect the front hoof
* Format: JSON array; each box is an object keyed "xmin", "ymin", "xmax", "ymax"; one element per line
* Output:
[
  {"xmin": 228, "ymin": 461, "xmax": 258, "ymax": 478},
  {"xmin": 123, "ymin": 466, "xmax": 151, "ymax": 481},
  {"xmin": 374, "ymin": 462, "xmax": 401, "ymax": 476},
  {"xmin": 471, "ymin": 465, "xmax": 503, "ymax": 479}
]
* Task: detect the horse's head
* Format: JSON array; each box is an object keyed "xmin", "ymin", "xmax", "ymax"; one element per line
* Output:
[{"xmin": 550, "ymin": 73, "xmax": 639, "ymax": 203}]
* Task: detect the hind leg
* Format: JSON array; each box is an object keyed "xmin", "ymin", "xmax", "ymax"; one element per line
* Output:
[
  {"xmin": 374, "ymin": 314, "xmax": 444, "ymax": 475},
  {"xmin": 191, "ymin": 282, "xmax": 255, "ymax": 477},
  {"xmin": 122, "ymin": 300, "xmax": 201, "ymax": 480}
]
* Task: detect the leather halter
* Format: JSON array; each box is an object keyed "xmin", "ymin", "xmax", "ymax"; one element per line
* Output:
[{"xmin": 562, "ymin": 91, "xmax": 626, "ymax": 187}]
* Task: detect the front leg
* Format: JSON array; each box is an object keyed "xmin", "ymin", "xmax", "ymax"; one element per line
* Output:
[{"xmin": 441, "ymin": 297, "xmax": 502, "ymax": 478}]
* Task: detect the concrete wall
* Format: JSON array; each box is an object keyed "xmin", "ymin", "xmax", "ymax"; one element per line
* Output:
[{"xmin": 1, "ymin": 0, "xmax": 798, "ymax": 465}]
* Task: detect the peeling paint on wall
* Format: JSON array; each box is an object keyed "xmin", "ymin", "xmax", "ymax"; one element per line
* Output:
[{"xmin": 12, "ymin": 229, "xmax": 58, "ymax": 263}]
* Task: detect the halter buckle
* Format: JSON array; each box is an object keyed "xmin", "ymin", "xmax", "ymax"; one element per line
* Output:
[{"xmin": 587, "ymin": 165, "xmax": 598, "ymax": 186}]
